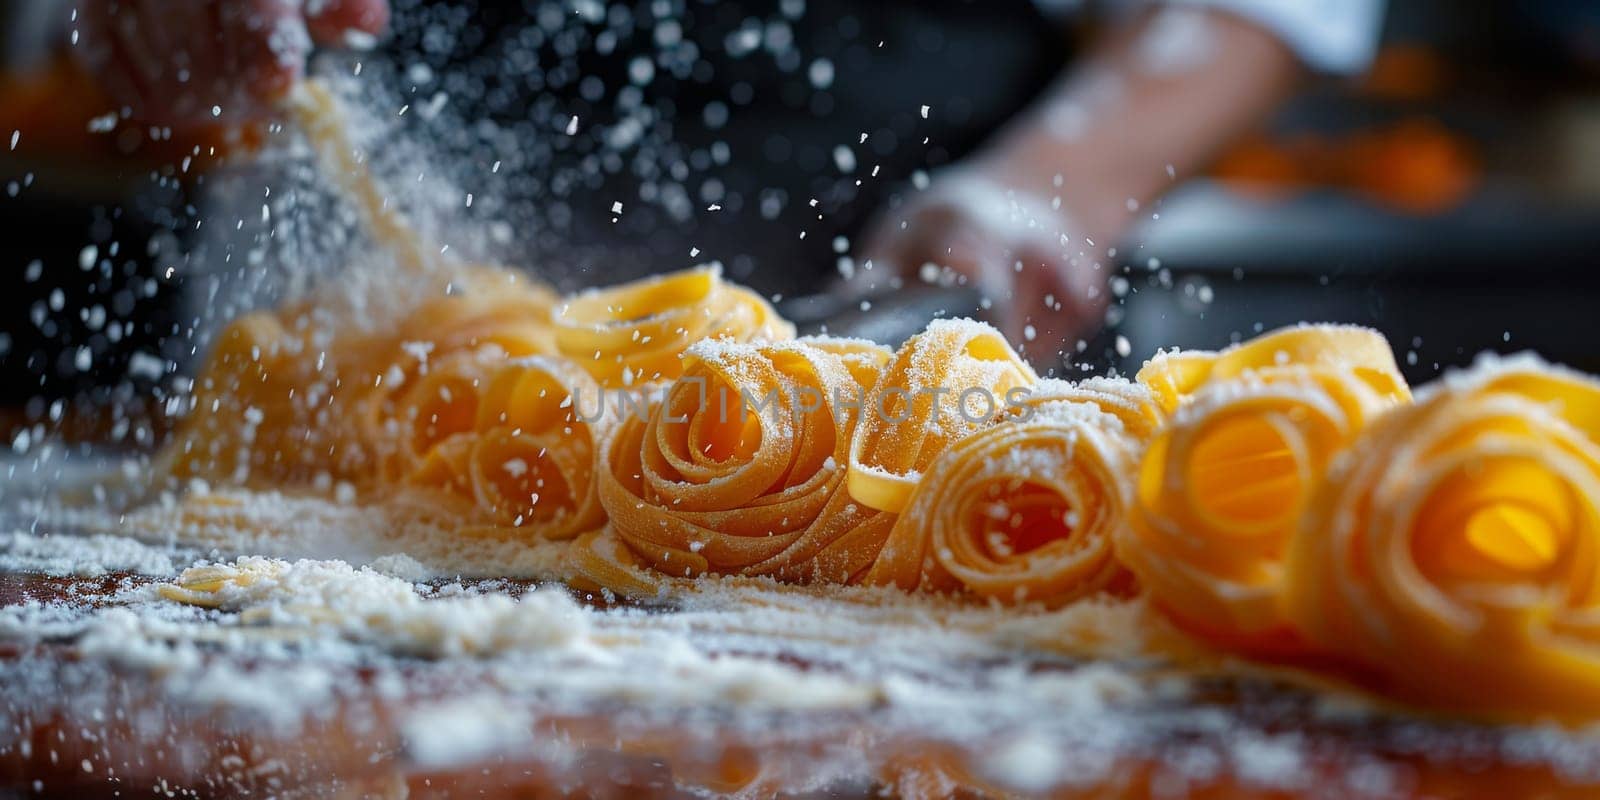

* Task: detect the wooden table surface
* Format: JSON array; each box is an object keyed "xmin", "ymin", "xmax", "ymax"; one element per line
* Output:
[{"xmin": 3, "ymin": 569, "xmax": 1599, "ymax": 800}]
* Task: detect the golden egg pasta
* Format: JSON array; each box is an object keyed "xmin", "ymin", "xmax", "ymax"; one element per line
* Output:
[
  {"xmin": 863, "ymin": 399, "xmax": 1140, "ymax": 606},
  {"xmin": 1124, "ymin": 365, "xmax": 1407, "ymax": 653},
  {"xmin": 554, "ymin": 265, "xmax": 794, "ymax": 388},
  {"xmin": 846, "ymin": 319, "xmax": 1038, "ymax": 515},
  {"xmin": 1136, "ymin": 324, "xmax": 1409, "ymax": 414},
  {"xmin": 1287, "ymin": 357, "xmax": 1600, "ymax": 720},
  {"xmin": 169, "ymin": 262, "xmax": 1600, "ymax": 724},
  {"xmin": 404, "ymin": 355, "xmax": 615, "ymax": 540},
  {"xmin": 593, "ymin": 337, "xmax": 892, "ymax": 589}
]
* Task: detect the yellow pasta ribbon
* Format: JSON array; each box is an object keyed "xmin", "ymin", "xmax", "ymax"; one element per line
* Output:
[
  {"xmin": 1286, "ymin": 357, "xmax": 1600, "ymax": 720},
  {"xmin": 360, "ymin": 277, "xmax": 559, "ymax": 463},
  {"xmin": 798, "ymin": 334, "xmax": 893, "ymax": 392},
  {"xmin": 396, "ymin": 272, "xmax": 558, "ymax": 358},
  {"xmin": 404, "ymin": 356, "xmax": 615, "ymax": 540},
  {"xmin": 847, "ymin": 319, "xmax": 1037, "ymax": 514},
  {"xmin": 366, "ymin": 348, "xmax": 503, "ymax": 482},
  {"xmin": 1136, "ymin": 324, "xmax": 1409, "ymax": 414},
  {"xmin": 1011, "ymin": 377, "xmax": 1167, "ymax": 443},
  {"xmin": 594, "ymin": 337, "xmax": 892, "ymax": 590},
  {"xmin": 863, "ymin": 399, "xmax": 1141, "ymax": 605},
  {"xmin": 167, "ymin": 308, "xmax": 394, "ymax": 488},
  {"xmin": 554, "ymin": 265, "xmax": 795, "ymax": 388},
  {"xmin": 166, "ymin": 312, "xmax": 304, "ymax": 486},
  {"xmin": 1124, "ymin": 330, "xmax": 1411, "ymax": 654},
  {"xmin": 170, "ymin": 270, "xmax": 557, "ymax": 495},
  {"xmin": 157, "ymin": 560, "xmax": 285, "ymax": 608},
  {"xmin": 566, "ymin": 527, "xmax": 674, "ymax": 600}
]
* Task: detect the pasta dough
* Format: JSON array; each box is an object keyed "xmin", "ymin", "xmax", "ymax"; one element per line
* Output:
[
  {"xmin": 1286, "ymin": 357, "xmax": 1600, "ymax": 720},
  {"xmin": 1123, "ymin": 327, "xmax": 1411, "ymax": 653}
]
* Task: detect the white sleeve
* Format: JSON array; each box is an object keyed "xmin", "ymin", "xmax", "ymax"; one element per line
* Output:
[{"xmin": 1136, "ymin": 0, "xmax": 1387, "ymax": 75}]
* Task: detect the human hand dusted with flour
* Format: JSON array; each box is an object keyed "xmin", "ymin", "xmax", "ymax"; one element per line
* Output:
[
  {"xmin": 76, "ymin": 0, "xmax": 389, "ymax": 127},
  {"xmin": 857, "ymin": 167, "xmax": 1107, "ymax": 360}
]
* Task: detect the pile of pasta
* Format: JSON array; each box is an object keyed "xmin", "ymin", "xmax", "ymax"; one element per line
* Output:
[{"xmin": 167, "ymin": 265, "xmax": 1600, "ymax": 721}]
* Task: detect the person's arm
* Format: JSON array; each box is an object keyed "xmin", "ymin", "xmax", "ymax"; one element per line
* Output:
[
  {"xmin": 979, "ymin": 8, "xmax": 1303, "ymax": 254},
  {"xmin": 859, "ymin": 5, "xmax": 1361, "ymax": 359}
]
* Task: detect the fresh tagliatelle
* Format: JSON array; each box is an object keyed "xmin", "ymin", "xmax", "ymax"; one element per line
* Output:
[
  {"xmin": 166, "ymin": 270, "xmax": 559, "ymax": 493},
  {"xmin": 847, "ymin": 319, "xmax": 1038, "ymax": 514},
  {"xmin": 1136, "ymin": 324, "xmax": 1410, "ymax": 415},
  {"xmin": 360, "ymin": 281, "xmax": 561, "ymax": 481},
  {"xmin": 582, "ymin": 336, "xmax": 894, "ymax": 592},
  {"xmin": 163, "ymin": 309, "xmax": 329, "ymax": 487},
  {"xmin": 1124, "ymin": 327, "xmax": 1412, "ymax": 654},
  {"xmin": 402, "ymin": 355, "xmax": 616, "ymax": 540},
  {"xmin": 863, "ymin": 397, "xmax": 1143, "ymax": 606},
  {"xmin": 1014, "ymin": 376, "xmax": 1168, "ymax": 442},
  {"xmin": 1286, "ymin": 357, "xmax": 1600, "ymax": 720},
  {"xmin": 160, "ymin": 258, "xmax": 1600, "ymax": 724},
  {"xmin": 554, "ymin": 265, "xmax": 795, "ymax": 388}
]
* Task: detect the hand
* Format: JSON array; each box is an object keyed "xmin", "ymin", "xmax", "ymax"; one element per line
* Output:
[
  {"xmin": 857, "ymin": 169, "xmax": 1108, "ymax": 363},
  {"xmin": 76, "ymin": 0, "xmax": 390, "ymax": 127}
]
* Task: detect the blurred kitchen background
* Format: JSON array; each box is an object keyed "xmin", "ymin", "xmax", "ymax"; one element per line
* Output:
[
  {"xmin": 2, "ymin": 0, "xmax": 1599, "ymax": 444},
  {"xmin": 1110, "ymin": 0, "xmax": 1600, "ymax": 384}
]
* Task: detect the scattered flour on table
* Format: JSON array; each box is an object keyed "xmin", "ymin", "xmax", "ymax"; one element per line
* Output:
[
  {"xmin": 0, "ymin": 530, "xmax": 179, "ymax": 577},
  {"xmin": 8, "ymin": 488, "xmax": 1600, "ymax": 794}
]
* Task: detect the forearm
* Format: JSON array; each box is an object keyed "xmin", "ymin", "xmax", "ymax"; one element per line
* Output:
[{"xmin": 968, "ymin": 7, "xmax": 1305, "ymax": 247}]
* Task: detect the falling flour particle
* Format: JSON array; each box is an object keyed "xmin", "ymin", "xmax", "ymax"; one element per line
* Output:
[
  {"xmin": 808, "ymin": 58, "xmax": 835, "ymax": 89},
  {"xmin": 126, "ymin": 352, "xmax": 167, "ymax": 380},
  {"xmin": 344, "ymin": 29, "xmax": 379, "ymax": 50},
  {"xmin": 833, "ymin": 145, "xmax": 856, "ymax": 173}
]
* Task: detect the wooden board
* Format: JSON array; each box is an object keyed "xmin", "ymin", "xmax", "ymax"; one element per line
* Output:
[{"xmin": 3, "ymin": 570, "xmax": 1599, "ymax": 799}]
